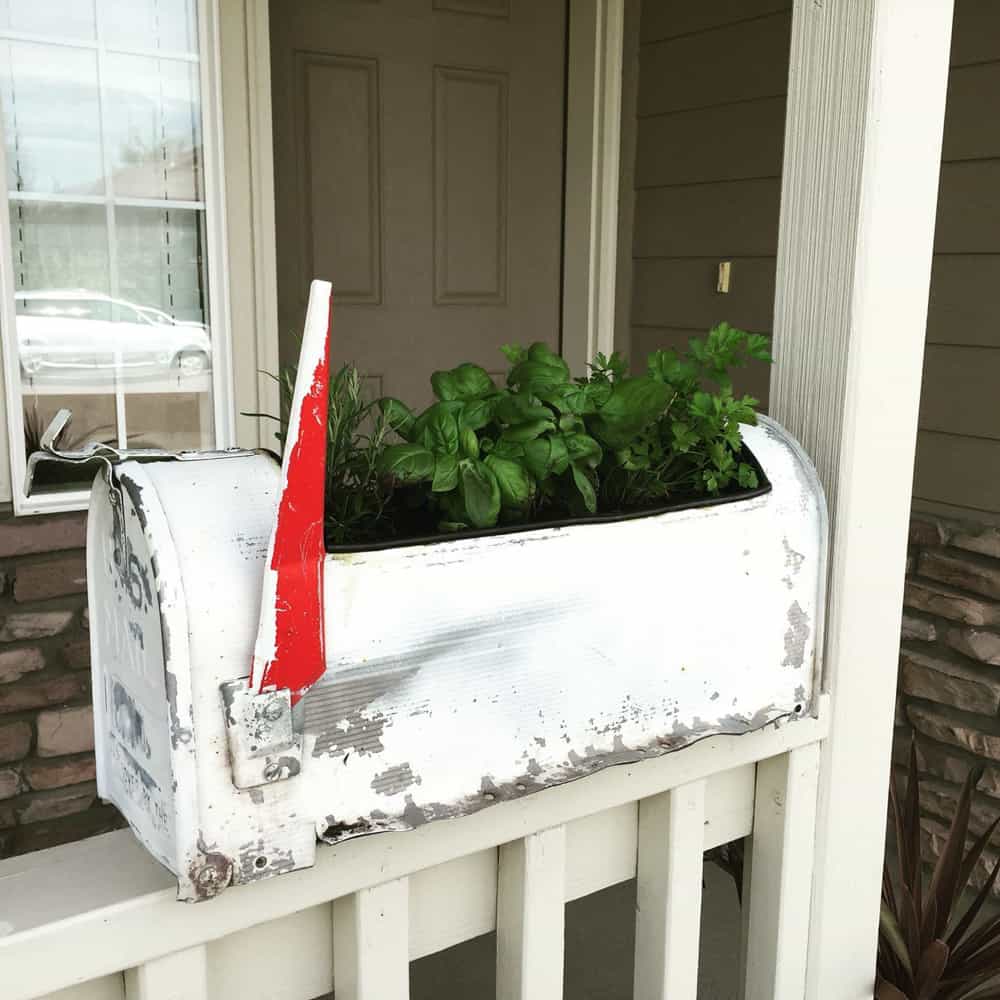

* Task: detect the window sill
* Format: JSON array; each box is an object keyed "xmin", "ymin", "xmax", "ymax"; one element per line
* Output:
[{"xmin": 14, "ymin": 487, "xmax": 90, "ymax": 517}]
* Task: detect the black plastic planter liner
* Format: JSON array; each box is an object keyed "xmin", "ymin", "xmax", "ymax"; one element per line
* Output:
[{"xmin": 328, "ymin": 443, "xmax": 771, "ymax": 554}]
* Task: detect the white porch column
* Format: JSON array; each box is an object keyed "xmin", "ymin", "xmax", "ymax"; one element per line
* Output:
[{"xmin": 770, "ymin": 1, "xmax": 954, "ymax": 997}]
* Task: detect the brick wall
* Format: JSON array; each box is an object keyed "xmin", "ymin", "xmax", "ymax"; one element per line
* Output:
[
  {"xmin": 897, "ymin": 511, "xmax": 1000, "ymax": 890},
  {"xmin": 0, "ymin": 508, "xmax": 123, "ymax": 857}
]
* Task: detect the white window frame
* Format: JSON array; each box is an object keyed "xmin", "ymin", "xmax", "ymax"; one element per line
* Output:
[{"xmin": 0, "ymin": 0, "xmax": 234, "ymax": 515}]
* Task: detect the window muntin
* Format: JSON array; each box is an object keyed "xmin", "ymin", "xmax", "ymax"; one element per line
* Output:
[{"xmin": 0, "ymin": 0, "xmax": 223, "ymax": 507}]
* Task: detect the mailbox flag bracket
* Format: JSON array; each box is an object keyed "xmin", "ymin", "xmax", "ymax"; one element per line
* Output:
[{"xmin": 220, "ymin": 679, "xmax": 303, "ymax": 789}]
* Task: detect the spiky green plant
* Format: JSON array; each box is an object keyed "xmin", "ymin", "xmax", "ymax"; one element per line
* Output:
[
  {"xmin": 878, "ymin": 741, "xmax": 1000, "ymax": 999},
  {"xmin": 252, "ymin": 363, "xmax": 396, "ymax": 546}
]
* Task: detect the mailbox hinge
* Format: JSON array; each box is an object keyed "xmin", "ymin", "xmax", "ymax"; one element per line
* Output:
[{"xmin": 220, "ymin": 679, "xmax": 304, "ymax": 789}]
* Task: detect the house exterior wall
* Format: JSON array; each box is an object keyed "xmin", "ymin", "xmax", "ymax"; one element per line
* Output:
[
  {"xmin": 623, "ymin": 0, "xmax": 1000, "ymax": 883},
  {"xmin": 0, "ymin": 508, "xmax": 124, "ymax": 858},
  {"xmin": 913, "ymin": 0, "xmax": 1000, "ymax": 521},
  {"xmin": 624, "ymin": 1, "xmax": 791, "ymax": 404},
  {"xmin": 897, "ymin": 513, "xmax": 1000, "ymax": 888}
]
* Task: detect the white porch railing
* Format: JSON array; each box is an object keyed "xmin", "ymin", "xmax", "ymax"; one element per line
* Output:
[{"xmin": 0, "ymin": 702, "xmax": 827, "ymax": 1000}]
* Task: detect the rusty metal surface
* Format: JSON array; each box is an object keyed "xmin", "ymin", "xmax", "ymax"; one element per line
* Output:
[{"xmin": 88, "ymin": 357, "xmax": 826, "ymax": 900}]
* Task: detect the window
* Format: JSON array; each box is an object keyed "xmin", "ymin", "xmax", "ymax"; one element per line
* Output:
[{"xmin": 0, "ymin": 0, "xmax": 230, "ymax": 512}]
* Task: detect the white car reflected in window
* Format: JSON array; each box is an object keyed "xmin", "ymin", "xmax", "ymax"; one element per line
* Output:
[{"xmin": 15, "ymin": 289, "xmax": 211, "ymax": 384}]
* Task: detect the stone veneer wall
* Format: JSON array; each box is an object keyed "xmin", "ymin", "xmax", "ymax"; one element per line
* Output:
[
  {"xmin": 0, "ymin": 508, "xmax": 123, "ymax": 857},
  {"xmin": 898, "ymin": 511, "xmax": 1000, "ymax": 887}
]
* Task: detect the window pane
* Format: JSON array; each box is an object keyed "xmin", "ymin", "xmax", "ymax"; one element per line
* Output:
[
  {"xmin": 0, "ymin": 10, "xmax": 218, "ymax": 501},
  {"xmin": 9, "ymin": 201, "xmax": 109, "ymax": 292},
  {"xmin": 104, "ymin": 53, "xmax": 202, "ymax": 201},
  {"xmin": 115, "ymin": 205, "xmax": 208, "ymax": 323},
  {"xmin": 126, "ymin": 391, "xmax": 210, "ymax": 452},
  {"xmin": 100, "ymin": 0, "xmax": 198, "ymax": 54},
  {"xmin": 0, "ymin": 42, "xmax": 103, "ymax": 196},
  {"xmin": 0, "ymin": 0, "xmax": 96, "ymax": 41}
]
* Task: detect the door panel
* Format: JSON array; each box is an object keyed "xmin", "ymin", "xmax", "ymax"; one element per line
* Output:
[{"xmin": 270, "ymin": 0, "xmax": 567, "ymax": 407}]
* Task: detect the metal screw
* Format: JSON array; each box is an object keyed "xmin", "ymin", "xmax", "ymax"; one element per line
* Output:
[
  {"xmin": 262, "ymin": 697, "xmax": 285, "ymax": 723},
  {"xmin": 196, "ymin": 865, "xmax": 221, "ymax": 891}
]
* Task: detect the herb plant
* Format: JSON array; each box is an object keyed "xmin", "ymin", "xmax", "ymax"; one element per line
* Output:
[
  {"xmin": 374, "ymin": 322, "xmax": 770, "ymax": 533},
  {"xmin": 253, "ymin": 362, "xmax": 398, "ymax": 545},
  {"xmin": 258, "ymin": 322, "xmax": 770, "ymax": 543}
]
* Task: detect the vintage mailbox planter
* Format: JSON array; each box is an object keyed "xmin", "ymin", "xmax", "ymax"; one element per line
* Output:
[{"xmin": 87, "ymin": 282, "xmax": 827, "ymax": 900}]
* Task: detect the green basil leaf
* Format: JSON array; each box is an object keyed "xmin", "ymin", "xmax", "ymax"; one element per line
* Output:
[
  {"xmin": 451, "ymin": 363, "xmax": 495, "ymax": 400},
  {"xmin": 377, "ymin": 443, "xmax": 435, "ymax": 483},
  {"xmin": 460, "ymin": 426, "xmax": 479, "ymax": 460},
  {"xmin": 432, "ymin": 452, "xmax": 459, "ymax": 492},
  {"xmin": 508, "ymin": 360, "xmax": 570, "ymax": 395},
  {"xmin": 378, "ymin": 397, "xmax": 415, "ymax": 440},
  {"xmin": 501, "ymin": 343, "xmax": 527, "ymax": 365},
  {"xmin": 484, "ymin": 455, "xmax": 535, "ymax": 508},
  {"xmin": 430, "ymin": 370, "xmax": 458, "ymax": 401},
  {"xmin": 527, "ymin": 342, "xmax": 569, "ymax": 371},
  {"xmin": 549, "ymin": 435, "xmax": 569, "ymax": 475},
  {"xmin": 419, "ymin": 404, "xmax": 460, "ymax": 454},
  {"xmin": 432, "ymin": 363, "xmax": 495, "ymax": 402},
  {"xmin": 460, "ymin": 459, "xmax": 501, "ymax": 528},
  {"xmin": 522, "ymin": 437, "xmax": 550, "ymax": 479},
  {"xmin": 564, "ymin": 432, "xmax": 603, "ymax": 469},
  {"xmin": 460, "ymin": 397, "xmax": 494, "ymax": 432},
  {"xmin": 493, "ymin": 438, "xmax": 525, "ymax": 461},
  {"xmin": 589, "ymin": 377, "xmax": 671, "ymax": 447},
  {"xmin": 495, "ymin": 393, "xmax": 552, "ymax": 425},
  {"xmin": 571, "ymin": 464, "xmax": 597, "ymax": 514},
  {"xmin": 502, "ymin": 418, "xmax": 556, "ymax": 443}
]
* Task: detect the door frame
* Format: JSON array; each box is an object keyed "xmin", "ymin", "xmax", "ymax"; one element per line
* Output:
[
  {"xmin": 220, "ymin": 0, "xmax": 627, "ymax": 448},
  {"xmin": 561, "ymin": 0, "xmax": 627, "ymax": 376}
]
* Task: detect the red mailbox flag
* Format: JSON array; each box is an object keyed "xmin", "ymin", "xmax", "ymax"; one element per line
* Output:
[{"xmin": 250, "ymin": 280, "xmax": 331, "ymax": 703}]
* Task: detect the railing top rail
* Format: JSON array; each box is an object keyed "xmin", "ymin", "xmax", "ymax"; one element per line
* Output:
[{"xmin": 0, "ymin": 705, "xmax": 826, "ymax": 998}]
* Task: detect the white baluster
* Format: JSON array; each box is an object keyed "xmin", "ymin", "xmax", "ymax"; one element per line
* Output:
[
  {"xmin": 124, "ymin": 946, "xmax": 208, "ymax": 1000},
  {"xmin": 743, "ymin": 744, "xmax": 821, "ymax": 999},
  {"xmin": 333, "ymin": 878, "xmax": 410, "ymax": 1000},
  {"xmin": 633, "ymin": 779, "xmax": 706, "ymax": 1000},
  {"xmin": 496, "ymin": 826, "xmax": 567, "ymax": 1000}
]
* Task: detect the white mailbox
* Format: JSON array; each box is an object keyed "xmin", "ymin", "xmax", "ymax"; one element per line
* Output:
[{"xmin": 86, "ymin": 282, "xmax": 827, "ymax": 900}]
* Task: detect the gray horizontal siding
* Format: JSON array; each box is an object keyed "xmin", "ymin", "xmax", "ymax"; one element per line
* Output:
[
  {"xmin": 635, "ymin": 97, "xmax": 786, "ymax": 187},
  {"xmin": 626, "ymin": 2, "xmax": 791, "ymax": 412},
  {"xmin": 638, "ymin": 12, "xmax": 791, "ymax": 117},
  {"xmin": 640, "ymin": 1, "xmax": 791, "ymax": 44},
  {"xmin": 949, "ymin": 0, "xmax": 1000, "ymax": 69},
  {"xmin": 927, "ymin": 255, "xmax": 1000, "ymax": 348},
  {"xmin": 633, "ymin": 179, "xmax": 782, "ymax": 259},
  {"xmin": 915, "ymin": 2, "xmax": 1000, "ymax": 515},
  {"xmin": 631, "ymin": 258, "xmax": 777, "ymax": 332},
  {"xmin": 914, "ymin": 432, "xmax": 1000, "ymax": 514}
]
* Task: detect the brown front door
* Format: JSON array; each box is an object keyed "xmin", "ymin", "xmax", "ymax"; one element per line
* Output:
[{"xmin": 270, "ymin": 0, "xmax": 567, "ymax": 408}]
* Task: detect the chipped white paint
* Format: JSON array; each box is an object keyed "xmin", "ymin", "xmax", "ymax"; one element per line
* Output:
[{"xmin": 88, "ymin": 394, "xmax": 826, "ymax": 897}]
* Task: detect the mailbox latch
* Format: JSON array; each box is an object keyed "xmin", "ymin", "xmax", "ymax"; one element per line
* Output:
[{"xmin": 220, "ymin": 679, "xmax": 303, "ymax": 789}]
